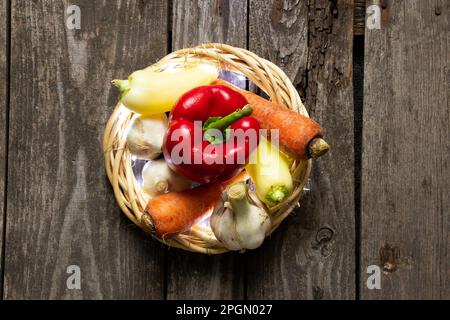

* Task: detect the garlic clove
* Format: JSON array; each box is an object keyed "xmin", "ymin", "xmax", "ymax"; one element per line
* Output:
[
  {"xmin": 142, "ymin": 159, "xmax": 192, "ymax": 197},
  {"xmin": 126, "ymin": 113, "xmax": 168, "ymax": 160},
  {"xmin": 210, "ymin": 201, "xmax": 242, "ymax": 251}
]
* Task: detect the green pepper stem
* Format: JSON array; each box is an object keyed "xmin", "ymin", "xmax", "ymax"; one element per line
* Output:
[
  {"xmin": 112, "ymin": 79, "xmax": 130, "ymax": 99},
  {"xmin": 265, "ymin": 185, "xmax": 289, "ymax": 204},
  {"xmin": 205, "ymin": 104, "xmax": 253, "ymax": 132}
]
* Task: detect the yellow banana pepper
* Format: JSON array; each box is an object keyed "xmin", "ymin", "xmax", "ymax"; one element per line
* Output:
[
  {"xmin": 246, "ymin": 136, "xmax": 293, "ymax": 206},
  {"xmin": 112, "ymin": 64, "xmax": 218, "ymax": 115}
]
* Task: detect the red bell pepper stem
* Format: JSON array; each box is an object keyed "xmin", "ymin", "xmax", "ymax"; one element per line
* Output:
[{"xmin": 205, "ymin": 104, "xmax": 253, "ymax": 132}]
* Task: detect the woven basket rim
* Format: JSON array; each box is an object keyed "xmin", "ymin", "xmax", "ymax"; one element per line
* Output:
[{"xmin": 102, "ymin": 43, "xmax": 312, "ymax": 254}]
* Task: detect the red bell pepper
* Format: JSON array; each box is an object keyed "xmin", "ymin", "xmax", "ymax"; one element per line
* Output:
[{"xmin": 163, "ymin": 85, "xmax": 260, "ymax": 183}]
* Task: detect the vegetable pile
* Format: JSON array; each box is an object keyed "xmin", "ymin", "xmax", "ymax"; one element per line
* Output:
[{"xmin": 113, "ymin": 62, "xmax": 329, "ymax": 251}]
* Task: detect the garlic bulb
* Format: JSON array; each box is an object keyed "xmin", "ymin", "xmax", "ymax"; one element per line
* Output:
[
  {"xmin": 210, "ymin": 182, "xmax": 271, "ymax": 250},
  {"xmin": 142, "ymin": 159, "xmax": 192, "ymax": 197},
  {"xmin": 126, "ymin": 113, "xmax": 168, "ymax": 160}
]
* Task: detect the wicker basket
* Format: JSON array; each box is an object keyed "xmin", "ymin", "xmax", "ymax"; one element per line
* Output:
[{"xmin": 102, "ymin": 43, "xmax": 312, "ymax": 254}]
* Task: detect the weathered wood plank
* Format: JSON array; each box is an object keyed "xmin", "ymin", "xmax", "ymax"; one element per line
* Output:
[
  {"xmin": 4, "ymin": 0, "xmax": 168, "ymax": 299},
  {"xmin": 0, "ymin": 0, "xmax": 9, "ymax": 298},
  {"xmin": 361, "ymin": 0, "xmax": 449, "ymax": 299},
  {"xmin": 167, "ymin": 0, "xmax": 247, "ymax": 300},
  {"xmin": 172, "ymin": 0, "xmax": 248, "ymax": 50},
  {"xmin": 247, "ymin": 0, "xmax": 355, "ymax": 299}
]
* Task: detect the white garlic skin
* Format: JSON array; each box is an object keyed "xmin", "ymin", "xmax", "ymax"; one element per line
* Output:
[
  {"xmin": 127, "ymin": 113, "xmax": 168, "ymax": 160},
  {"xmin": 142, "ymin": 159, "xmax": 192, "ymax": 198},
  {"xmin": 210, "ymin": 201, "xmax": 242, "ymax": 250},
  {"xmin": 210, "ymin": 182, "xmax": 271, "ymax": 251},
  {"xmin": 234, "ymin": 203, "xmax": 270, "ymax": 250}
]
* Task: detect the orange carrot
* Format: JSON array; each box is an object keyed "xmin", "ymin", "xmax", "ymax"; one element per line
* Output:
[
  {"xmin": 213, "ymin": 79, "xmax": 327, "ymax": 160},
  {"xmin": 145, "ymin": 171, "xmax": 248, "ymax": 238}
]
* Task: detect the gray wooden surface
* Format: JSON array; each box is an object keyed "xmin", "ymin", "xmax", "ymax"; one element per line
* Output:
[
  {"xmin": 0, "ymin": 0, "xmax": 8, "ymax": 297},
  {"xmin": 361, "ymin": 0, "xmax": 449, "ymax": 299},
  {"xmin": 0, "ymin": 0, "xmax": 448, "ymax": 300},
  {"xmin": 246, "ymin": 0, "xmax": 355, "ymax": 300},
  {"xmin": 4, "ymin": 0, "xmax": 168, "ymax": 299}
]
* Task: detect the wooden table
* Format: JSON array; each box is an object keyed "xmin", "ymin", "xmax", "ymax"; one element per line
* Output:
[{"xmin": 0, "ymin": 0, "xmax": 448, "ymax": 299}]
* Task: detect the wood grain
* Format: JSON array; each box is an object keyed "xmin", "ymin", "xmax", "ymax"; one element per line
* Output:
[
  {"xmin": 247, "ymin": 0, "xmax": 355, "ymax": 299},
  {"xmin": 1, "ymin": 0, "xmax": 447, "ymax": 300},
  {"xmin": 361, "ymin": 0, "xmax": 449, "ymax": 299},
  {"xmin": 0, "ymin": 0, "xmax": 9, "ymax": 298},
  {"xmin": 172, "ymin": 0, "xmax": 248, "ymax": 50},
  {"xmin": 4, "ymin": 0, "xmax": 168, "ymax": 299},
  {"xmin": 166, "ymin": 0, "xmax": 247, "ymax": 300}
]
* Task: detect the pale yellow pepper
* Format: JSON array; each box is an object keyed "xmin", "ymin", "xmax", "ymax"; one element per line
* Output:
[
  {"xmin": 112, "ymin": 65, "xmax": 218, "ymax": 115},
  {"xmin": 246, "ymin": 136, "xmax": 293, "ymax": 206}
]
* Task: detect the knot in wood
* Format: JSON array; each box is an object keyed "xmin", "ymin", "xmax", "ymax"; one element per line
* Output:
[
  {"xmin": 316, "ymin": 226, "xmax": 334, "ymax": 243},
  {"xmin": 311, "ymin": 227, "xmax": 335, "ymax": 257},
  {"xmin": 313, "ymin": 286, "xmax": 324, "ymax": 300},
  {"xmin": 435, "ymin": 7, "xmax": 441, "ymax": 16}
]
